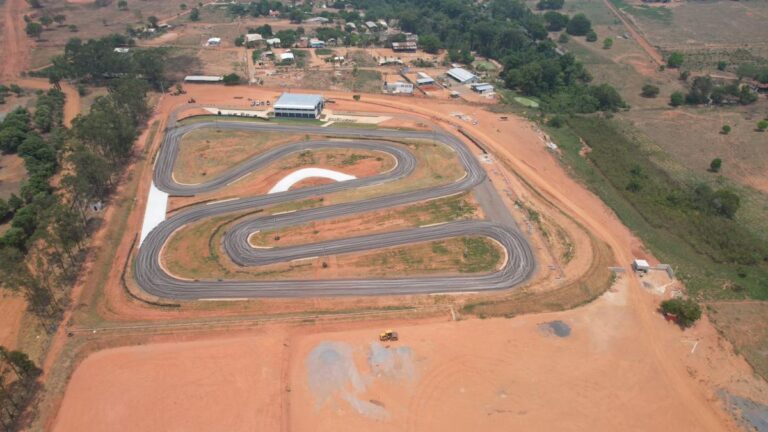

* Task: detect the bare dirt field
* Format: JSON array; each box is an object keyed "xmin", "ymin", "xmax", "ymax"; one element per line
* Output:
[
  {"xmin": 0, "ymin": 293, "xmax": 25, "ymax": 349},
  {"xmin": 53, "ymin": 275, "xmax": 766, "ymax": 432},
  {"xmin": 0, "ymin": 153, "xmax": 26, "ymax": 199}
]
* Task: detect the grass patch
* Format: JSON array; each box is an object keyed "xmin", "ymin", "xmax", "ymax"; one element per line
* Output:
[
  {"xmin": 609, "ymin": 0, "xmax": 673, "ymax": 24},
  {"xmin": 514, "ymin": 96, "xmax": 540, "ymax": 108},
  {"xmin": 549, "ymin": 116, "xmax": 768, "ymax": 300},
  {"xmin": 459, "ymin": 237, "xmax": 501, "ymax": 273},
  {"xmin": 315, "ymin": 48, "xmax": 334, "ymax": 56}
]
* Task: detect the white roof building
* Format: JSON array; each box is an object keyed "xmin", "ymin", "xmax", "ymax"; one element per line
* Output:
[
  {"xmin": 305, "ymin": 16, "xmax": 330, "ymax": 24},
  {"xmin": 184, "ymin": 75, "xmax": 224, "ymax": 82},
  {"xmin": 447, "ymin": 67, "xmax": 478, "ymax": 84},
  {"xmin": 245, "ymin": 33, "xmax": 264, "ymax": 43},
  {"xmin": 279, "ymin": 52, "xmax": 295, "ymax": 62},
  {"xmin": 206, "ymin": 37, "xmax": 222, "ymax": 46},
  {"xmin": 471, "ymin": 83, "xmax": 494, "ymax": 93},
  {"xmin": 266, "ymin": 38, "xmax": 281, "ymax": 46},
  {"xmin": 383, "ymin": 81, "xmax": 414, "ymax": 94},
  {"xmin": 345, "ymin": 22, "xmax": 357, "ymax": 30},
  {"xmin": 416, "ymin": 72, "xmax": 435, "ymax": 85},
  {"xmin": 632, "ymin": 259, "xmax": 651, "ymax": 271},
  {"xmin": 273, "ymin": 93, "xmax": 325, "ymax": 119},
  {"xmin": 113, "ymin": 47, "xmax": 130, "ymax": 53},
  {"xmin": 365, "ymin": 21, "xmax": 377, "ymax": 30}
]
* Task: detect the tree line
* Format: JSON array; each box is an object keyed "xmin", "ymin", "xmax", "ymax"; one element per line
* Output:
[{"xmin": 0, "ymin": 346, "xmax": 41, "ymax": 431}]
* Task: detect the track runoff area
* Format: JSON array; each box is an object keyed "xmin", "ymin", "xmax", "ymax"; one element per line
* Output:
[{"xmin": 135, "ymin": 120, "xmax": 535, "ymax": 299}]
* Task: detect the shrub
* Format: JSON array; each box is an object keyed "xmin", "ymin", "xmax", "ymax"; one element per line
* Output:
[
  {"xmin": 670, "ymin": 91, "xmax": 684, "ymax": 107},
  {"xmin": 709, "ymin": 158, "xmax": 722, "ymax": 172},
  {"xmin": 585, "ymin": 30, "xmax": 597, "ymax": 42},
  {"xmin": 667, "ymin": 52, "xmax": 684, "ymax": 68},
  {"xmin": 547, "ymin": 115, "xmax": 565, "ymax": 128},
  {"xmin": 603, "ymin": 37, "xmax": 613, "ymax": 49},
  {"xmin": 222, "ymin": 73, "xmax": 240, "ymax": 85},
  {"xmin": 757, "ymin": 120, "xmax": 768, "ymax": 132},
  {"xmin": 640, "ymin": 84, "xmax": 659, "ymax": 98},
  {"xmin": 566, "ymin": 13, "xmax": 591, "ymax": 36},
  {"xmin": 721, "ymin": 125, "xmax": 731, "ymax": 135},
  {"xmin": 660, "ymin": 298, "xmax": 702, "ymax": 328}
]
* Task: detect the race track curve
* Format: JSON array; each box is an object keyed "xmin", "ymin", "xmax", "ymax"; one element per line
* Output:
[{"xmin": 134, "ymin": 119, "xmax": 535, "ymax": 299}]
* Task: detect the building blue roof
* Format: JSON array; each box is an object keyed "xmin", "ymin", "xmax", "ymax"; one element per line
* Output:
[{"xmin": 274, "ymin": 93, "xmax": 324, "ymax": 110}]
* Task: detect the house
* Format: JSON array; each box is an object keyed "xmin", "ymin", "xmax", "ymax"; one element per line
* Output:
[
  {"xmin": 345, "ymin": 22, "xmax": 357, "ymax": 31},
  {"xmin": 632, "ymin": 259, "xmax": 650, "ymax": 272},
  {"xmin": 447, "ymin": 67, "xmax": 479, "ymax": 84},
  {"xmin": 206, "ymin": 37, "xmax": 222, "ymax": 46},
  {"xmin": 471, "ymin": 83, "xmax": 494, "ymax": 94},
  {"xmin": 392, "ymin": 41, "xmax": 417, "ymax": 52},
  {"xmin": 305, "ymin": 16, "xmax": 330, "ymax": 24},
  {"xmin": 266, "ymin": 37, "xmax": 281, "ymax": 47},
  {"xmin": 268, "ymin": 9, "xmax": 280, "ymax": 17},
  {"xmin": 113, "ymin": 47, "xmax": 130, "ymax": 53},
  {"xmin": 279, "ymin": 52, "xmax": 295, "ymax": 63},
  {"xmin": 377, "ymin": 19, "xmax": 388, "ymax": 29},
  {"xmin": 404, "ymin": 33, "xmax": 418, "ymax": 42},
  {"xmin": 309, "ymin": 38, "xmax": 325, "ymax": 49},
  {"xmin": 365, "ymin": 21, "xmax": 378, "ymax": 31},
  {"xmin": 383, "ymin": 81, "xmax": 414, "ymax": 94},
  {"xmin": 184, "ymin": 75, "xmax": 224, "ymax": 83},
  {"xmin": 273, "ymin": 93, "xmax": 325, "ymax": 118},
  {"xmin": 415, "ymin": 72, "xmax": 434, "ymax": 86}
]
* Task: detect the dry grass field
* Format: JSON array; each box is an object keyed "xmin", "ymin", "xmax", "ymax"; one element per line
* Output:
[{"xmin": 0, "ymin": 153, "xmax": 26, "ymax": 200}]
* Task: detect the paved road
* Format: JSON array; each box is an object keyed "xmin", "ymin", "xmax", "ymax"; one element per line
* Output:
[{"xmin": 135, "ymin": 120, "xmax": 535, "ymax": 299}]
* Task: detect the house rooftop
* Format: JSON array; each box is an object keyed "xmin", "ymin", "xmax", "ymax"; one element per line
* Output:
[{"xmin": 274, "ymin": 93, "xmax": 324, "ymax": 110}]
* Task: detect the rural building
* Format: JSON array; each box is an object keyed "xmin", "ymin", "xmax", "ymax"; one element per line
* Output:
[
  {"xmin": 245, "ymin": 33, "xmax": 264, "ymax": 44},
  {"xmin": 404, "ymin": 33, "xmax": 418, "ymax": 42},
  {"xmin": 447, "ymin": 67, "xmax": 479, "ymax": 84},
  {"xmin": 378, "ymin": 57, "xmax": 403, "ymax": 66},
  {"xmin": 309, "ymin": 38, "xmax": 325, "ymax": 48},
  {"xmin": 305, "ymin": 16, "xmax": 330, "ymax": 24},
  {"xmin": 416, "ymin": 72, "xmax": 435, "ymax": 85},
  {"xmin": 365, "ymin": 21, "xmax": 378, "ymax": 30},
  {"xmin": 471, "ymin": 83, "xmax": 494, "ymax": 94},
  {"xmin": 184, "ymin": 75, "xmax": 224, "ymax": 83},
  {"xmin": 377, "ymin": 19, "xmax": 388, "ymax": 29},
  {"xmin": 273, "ymin": 93, "xmax": 325, "ymax": 119},
  {"xmin": 279, "ymin": 52, "xmax": 295, "ymax": 63},
  {"xmin": 392, "ymin": 41, "xmax": 417, "ymax": 52},
  {"xmin": 632, "ymin": 259, "xmax": 650, "ymax": 272},
  {"xmin": 266, "ymin": 37, "xmax": 281, "ymax": 47},
  {"xmin": 113, "ymin": 47, "xmax": 130, "ymax": 53},
  {"xmin": 206, "ymin": 37, "xmax": 221, "ymax": 46},
  {"xmin": 345, "ymin": 22, "xmax": 357, "ymax": 30},
  {"xmin": 383, "ymin": 81, "xmax": 414, "ymax": 94}
]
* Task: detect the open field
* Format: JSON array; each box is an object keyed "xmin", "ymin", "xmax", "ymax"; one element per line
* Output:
[
  {"xmin": 708, "ymin": 302, "xmax": 768, "ymax": 380},
  {"xmin": 250, "ymin": 193, "xmax": 481, "ymax": 248},
  {"xmin": 0, "ymin": 153, "xmax": 26, "ymax": 200},
  {"xmin": 53, "ymin": 275, "xmax": 761, "ymax": 431}
]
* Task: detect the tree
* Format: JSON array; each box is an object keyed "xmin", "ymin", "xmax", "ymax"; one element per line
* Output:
[
  {"xmin": 536, "ymin": 0, "xmax": 565, "ymax": 10},
  {"xmin": 222, "ymin": 73, "xmax": 241, "ymax": 85},
  {"xmin": 588, "ymin": 84, "xmax": 625, "ymax": 111},
  {"xmin": 26, "ymin": 0, "xmax": 43, "ymax": 8},
  {"xmin": 68, "ymin": 24, "xmax": 78, "ymax": 32},
  {"xmin": 180, "ymin": 3, "xmax": 187, "ymax": 10},
  {"xmin": 660, "ymin": 298, "xmax": 701, "ymax": 328},
  {"xmin": 39, "ymin": 15, "xmax": 53, "ymax": 27},
  {"xmin": 117, "ymin": 0, "xmax": 128, "ymax": 10},
  {"xmin": 585, "ymin": 30, "xmax": 597, "ymax": 42},
  {"xmin": 0, "ymin": 199, "xmax": 9, "ymax": 221},
  {"xmin": 757, "ymin": 120, "xmax": 768, "ymax": 132},
  {"xmin": 667, "ymin": 52, "xmax": 684, "ymax": 68},
  {"xmin": 543, "ymin": 11, "xmax": 569, "ymax": 32},
  {"xmin": 190, "ymin": 7, "xmax": 200, "ymax": 21},
  {"xmin": 603, "ymin": 37, "xmax": 613, "ymax": 49},
  {"xmin": 558, "ymin": 33, "xmax": 569, "ymax": 43},
  {"xmin": 353, "ymin": 94, "xmax": 361, "ymax": 101},
  {"xmin": 670, "ymin": 91, "xmax": 684, "ymax": 106},
  {"xmin": 53, "ymin": 14, "xmax": 67, "ymax": 26},
  {"xmin": 566, "ymin": 13, "xmax": 591, "ymax": 36},
  {"xmin": 641, "ymin": 84, "xmax": 659, "ymax": 98},
  {"xmin": 234, "ymin": 35, "xmax": 245, "ymax": 47},
  {"xmin": 679, "ymin": 70, "xmax": 690, "ymax": 81},
  {"xmin": 25, "ymin": 22, "xmax": 43, "ymax": 39},
  {"xmin": 147, "ymin": 16, "xmax": 159, "ymax": 28},
  {"xmin": 717, "ymin": 60, "xmax": 727, "ymax": 71},
  {"xmin": 709, "ymin": 158, "xmax": 722, "ymax": 173},
  {"xmin": 419, "ymin": 34, "xmax": 441, "ymax": 54},
  {"xmin": 721, "ymin": 125, "xmax": 731, "ymax": 135}
]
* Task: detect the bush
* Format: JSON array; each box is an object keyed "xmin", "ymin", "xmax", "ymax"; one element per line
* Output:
[
  {"xmin": 640, "ymin": 84, "xmax": 659, "ymax": 98},
  {"xmin": 558, "ymin": 33, "xmax": 569, "ymax": 43},
  {"xmin": 757, "ymin": 120, "xmax": 768, "ymax": 132},
  {"xmin": 717, "ymin": 60, "xmax": 727, "ymax": 71},
  {"xmin": 547, "ymin": 115, "xmax": 565, "ymax": 128},
  {"xmin": 660, "ymin": 298, "xmax": 702, "ymax": 328},
  {"xmin": 222, "ymin": 73, "xmax": 240, "ymax": 85},
  {"xmin": 670, "ymin": 91, "xmax": 684, "ymax": 107},
  {"xmin": 585, "ymin": 30, "xmax": 597, "ymax": 42},
  {"xmin": 709, "ymin": 158, "xmax": 722, "ymax": 172},
  {"xmin": 603, "ymin": 37, "xmax": 613, "ymax": 49},
  {"xmin": 536, "ymin": 0, "xmax": 565, "ymax": 10},
  {"xmin": 543, "ymin": 11, "xmax": 569, "ymax": 32},
  {"xmin": 667, "ymin": 52, "xmax": 684, "ymax": 68},
  {"xmin": 721, "ymin": 125, "xmax": 731, "ymax": 135}
]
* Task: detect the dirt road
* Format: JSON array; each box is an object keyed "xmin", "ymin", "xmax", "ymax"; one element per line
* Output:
[
  {"xmin": 0, "ymin": 0, "xmax": 29, "ymax": 79},
  {"xmin": 601, "ymin": 0, "xmax": 665, "ymax": 67}
]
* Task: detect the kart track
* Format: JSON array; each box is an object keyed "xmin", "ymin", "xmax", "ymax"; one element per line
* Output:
[{"xmin": 134, "ymin": 119, "xmax": 535, "ymax": 299}]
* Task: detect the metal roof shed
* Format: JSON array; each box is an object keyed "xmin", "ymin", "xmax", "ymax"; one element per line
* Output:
[
  {"xmin": 273, "ymin": 93, "xmax": 325, "ymax": 119},
  {"xmin": 447, "ymin": 67, "xmax": 478, "ymax": 84}
]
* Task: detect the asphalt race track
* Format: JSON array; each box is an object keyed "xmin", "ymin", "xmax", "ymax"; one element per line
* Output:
[{"xmin": 134, "ymin": 119, "xmax": 535, "ymax": 299}]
